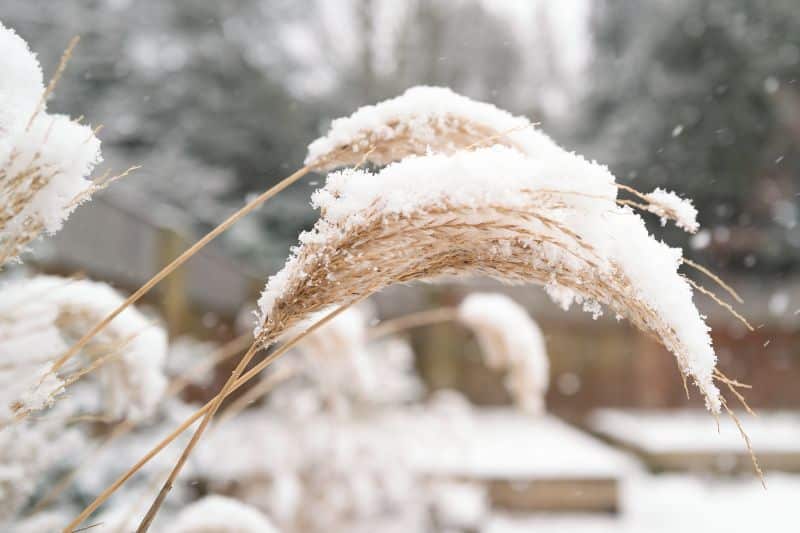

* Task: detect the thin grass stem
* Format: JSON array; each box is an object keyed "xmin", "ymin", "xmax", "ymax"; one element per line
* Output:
[{"xmin": 46, "ymin": 165, "xmax": 311, "ymax": 382}]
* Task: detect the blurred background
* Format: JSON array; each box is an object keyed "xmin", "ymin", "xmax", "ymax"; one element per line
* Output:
[{"xmin": 3, "ymin": 1, "xmax": 800, "ymax": 531}]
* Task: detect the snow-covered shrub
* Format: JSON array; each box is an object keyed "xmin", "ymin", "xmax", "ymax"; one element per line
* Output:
[
  {"xmin": 287, "ymin": 306, "xmax": 375, "ymax": 401},
  {"xmin": 0, "ymin": 22, "xmax": 103, "ymax": 266},
  {"xmin": 281, "ymin": 306, "xmax": 422, "ymax": 407},
  {"xmin": 165, "ymin": 336, "xmax": 223, "ymax": 388},
  {"xmin": 0, "ymin": 418, "xmax": 84, "ymax": 522},
  {"xmin": 0, "ymin": 274, "xmax": 168, "ymax": 522},
  {"xmin": 167, "ymin": 495, "xmax": 279, "ymax": 533},
  {"xmin": 0, "ymin": 275, "xmax": 168, "ymax": 422},
  {"xmin": 191, "ymin": 309, "xmax": 483, "ymax": 533},
  {"xmin": 458, "ymin": 293, "xmax": 549, "ymax": 414}
]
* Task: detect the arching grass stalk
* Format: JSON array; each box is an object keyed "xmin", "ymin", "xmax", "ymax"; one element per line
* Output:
[
  {"xmin": 31, "ymin": 334, "xmax": 251, "ymax": 513},
  {"xmin": 70, "ymin": 86, "xmax": 758, "ymax": 531},
  {"xmin": 45, "ymin": 165, "xmax": 312, "ymax": 382},
  {"xmin": 64, "ymin": 300, "xmax": 363, "ymax": 532}
]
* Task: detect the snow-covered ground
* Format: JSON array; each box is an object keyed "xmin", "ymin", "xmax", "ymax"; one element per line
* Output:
[
  {"xmin": 590, "ymin": 408, "xmax": 800, "ymax": 453},
  {"xmin": 406, "ymin": 409, "xmax": 637, "ymax": 480},
  {"xmin": 485, "ymin": 473, "xmax": 799, "ymax": 533}
]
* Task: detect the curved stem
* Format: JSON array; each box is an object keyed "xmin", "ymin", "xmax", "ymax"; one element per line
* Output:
[
  {"xmin": 47, "ymin": 165, "xmax": 311, "ymax": 378},
  {"xmin": 134, "ymin": 298, "xmax": 367, "ymax": 532},
  {"xmin": 64, "ymin": 299, "xmax": 361, "ymax": 532},
  {"xmin": 135, "ymin": 339, "xmax": 262, "ymax": 533},
  {"xmin": 217, "ymin": 364, "xmax": 296, "ymax": 425},
  {"xmin": 367, "ymin": 307, "xmax": 459, "ymax": 340},
  {"xmin": 32, "ymin": 334, "xmax": 250, "ymax": 514}
]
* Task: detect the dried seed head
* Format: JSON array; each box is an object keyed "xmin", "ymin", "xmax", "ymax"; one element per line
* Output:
[
  {"xmin": 0, "ymin": 22, "xmax": 103, "ymax": 267},
  {"xmin": 458, "ymin": 293, "xmax": 549, "ymax": 414},
  {"xmin": 257, "ymin": 146, "xmax": 722, "ymax": 412},
  {"xmin": 306, "ymin": 86, "xmax": 574, "ymax": 171}
]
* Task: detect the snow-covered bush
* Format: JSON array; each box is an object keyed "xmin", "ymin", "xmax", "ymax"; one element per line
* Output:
[
  {"xmin": 168, "ymin": 495, "xmax": 279, "ymax": 533},
  {"xmin": 287, "ymin": 306, "xmax": 376, "ymax": 402},
  {"xmin": 0, "ymin": 418, "xmax": 85, "ymax": 522},
  {"xmin": 191, "ymin": 308, "xmax": 487, "ymax": 533},
  {"xmin": 0, "ymin": 274, "xmax": 169, "ymax": 523}
]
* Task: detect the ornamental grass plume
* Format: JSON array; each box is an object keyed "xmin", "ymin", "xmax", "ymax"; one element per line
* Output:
[
  {"xmin": 305, "ymin": 86, "xmax": 703, "ymax": 237},
  {"xmin": 304, "ymin": 85, "xmax": 562, "ymax": 171},
  {"xmin": 70, "ymin": 87, "xmax": 757, "ymax": 532},
  {"xmin": 38, "ymin": 86, "xmax": 699, "ymax": 415},
  {"xmin": 1, "ymin": 275, "xmax": 168, "ymax": 424},
  {"xmin": 369, "ymin": 292, "xmax": 550, "ymax": 414},
  {"xmin": 0, "ymin": 23, "xmax": 104, "ymax": 267},
  {"xmin": 256, "ymin": 144, "xmax": 722, "ymax": 411},
  {"xmin": 457, "ymin": 293, "xmax": 549, "ymax": 414}
]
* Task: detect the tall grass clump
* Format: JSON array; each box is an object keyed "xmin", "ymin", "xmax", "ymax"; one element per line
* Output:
[
  {"xmin": 0, "ymin": 275, "xmax": 167, "ymax": 522},
  {"xmin": 66, "ymin": 87, "xmax": 757, "ymax": 531}
]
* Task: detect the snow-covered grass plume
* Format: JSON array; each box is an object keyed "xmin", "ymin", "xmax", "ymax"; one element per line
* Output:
[
  {"xmin": 258, "ymin": 141, "xmax": 722, "ymax": 412},
  {"xmin": 168, "ymin": 495, "xmax": 279, "ymax": 533},
  {"xmin": 0, "ymin": 22, "xmax": 103, "ymax": 266},
  {"xmin": 306, "ymin": 85, "xmax": 563, "ymax": 170},
  {"xmin": 644, "ymin": 187, "xmax": 699, "ymax": 233},
  {"xmin": 1, "ymin": 275, "xmax": 167, "ymax": 422},
  {"xmin": 458, "ymin": 293, "xmax": 549, "ymax": 414}
]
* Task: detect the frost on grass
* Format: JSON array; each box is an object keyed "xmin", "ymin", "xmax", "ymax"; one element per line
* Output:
[
  {"xmin": 168, "ymin": 495, "xmax": 279, "ymax": 533},
  {"xmin": 458, "ymin": 293, "xmax": 549, "ymax": 414},
  {"xmin": 0, "ymin": 22, "xmax": 103, "ymax": 265},
  {"xmin": 258, "ymin": 141, "xmax": 721, "ymax": 412},
  {"xmin": 0, "ymin": 275, "xmax": 168, "ymax": 422}
]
